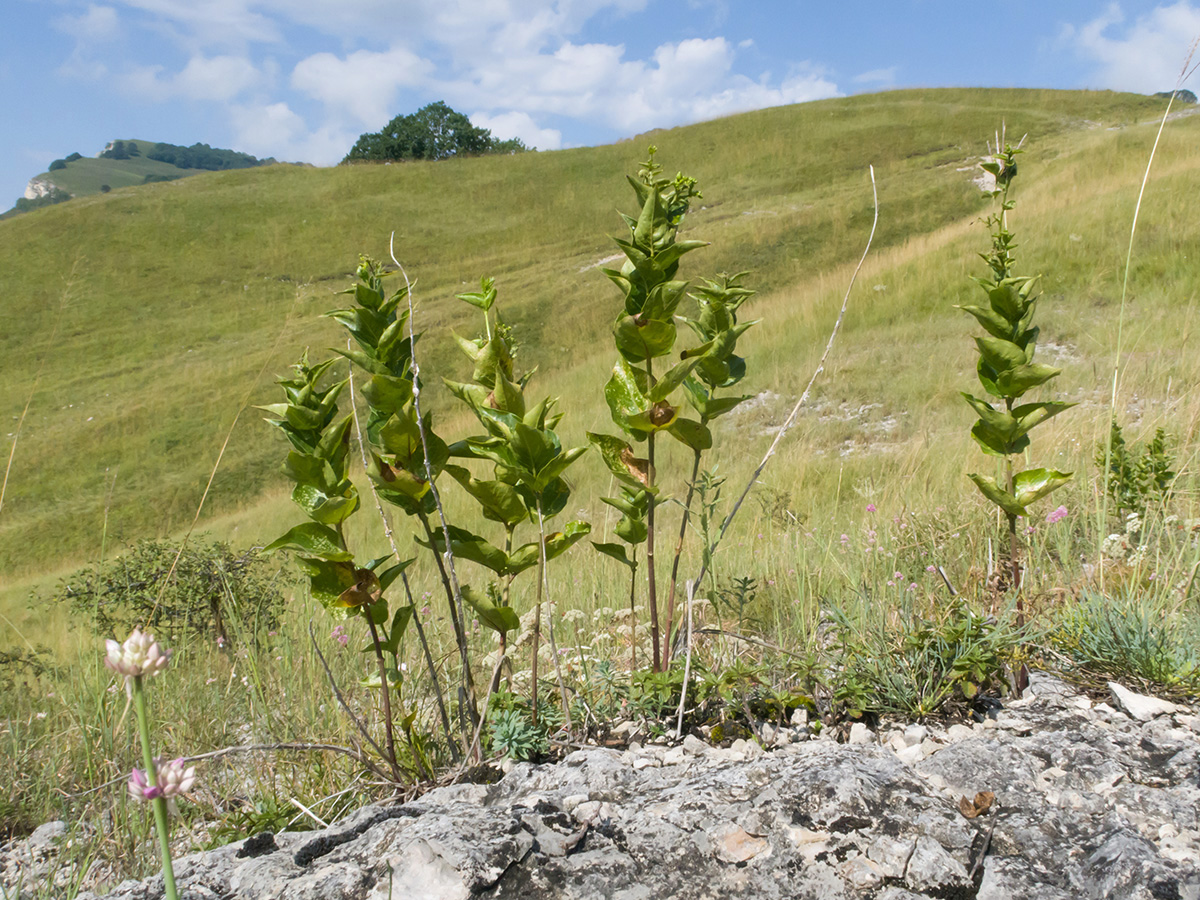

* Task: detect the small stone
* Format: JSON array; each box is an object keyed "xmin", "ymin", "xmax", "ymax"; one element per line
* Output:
[
  {"xmin": 681, "ymin": 734, "xmax": 709, "ymax": 755},
  {"xmin": 1108, "ymin": 682, "xmax": 1184, "ymax": 721},
  {"xmin": 561, "ymin": 793, "xmax": 589, "ymax": 813},
  {"xmin": 903, "ymin": 724, "xmax": 929, "ymax": 745},
  {"xmin": 713, "ymin": 824, "xmax": 770, "ymax": 863},
  {"xmin": 896, "ymin": 744, "xmax": 925, "ymax": 765},
  {"xmin": 905, "ymin": 835, "xmax": 970, "ymax": 892},
  {"xmin": 868, "ymin": 836, "xmax": 916, "ymax": 878},
  {"xmin": 848, "ymin": 723, "xmax": 874, "ymax": 744},
  {"xmin": 760, "ymin": 723, "xmax": 777, "ymax": 746},
  {"xmin": 842, "ymin": 854, "xmax": 885, "ymax": 889},
  {"xmin": 632, "ymin": 756, "xmax": 660, "ymax": 770},
  {"xmin": 790, "ymin": 708, "xmax": 809, "ymax": 727},
  {"xmin": 662, "ymin": 747, "xmax": 687, "ymax": 766},
  {"xmin": 946, "ymin": 724, "xmax": 975, "ymax": 742}
]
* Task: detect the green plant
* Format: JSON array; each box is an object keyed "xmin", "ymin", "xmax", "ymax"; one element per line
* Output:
[
  {"xmin": 828, "ymin": 601, "xmax": 1016, "ymax": 720},
  {"xmin": 589, "ymin": 149, "xmax": 757, "ymax": 672},
  {"xmin": 54, "ymin": 538, "xmax": 287, "ymax": 645},
  {"xmin": 959, "ymin": 137, "xmax": 1073, "ymax": 619},
  {"xmin": 487, "ymin": 707, "xmax": 547, "ymax": 762},
  {"xmin": 260, "ymin": 348, "xmax": 413, "ymax": 781},
  {"xmin": 1053, "ymin": 592, "xmax": 1199, "ymax": 696},
  {"xmin": 439, "ymin": 276, "xmax": 590, "ymax": 723},
  {"xmin": 1096, "ymin": 420, "xmax": 1176, "ymax": 519}
]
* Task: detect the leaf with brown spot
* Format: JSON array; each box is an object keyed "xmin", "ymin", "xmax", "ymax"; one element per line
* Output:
[
  {"xmin": 620, "ymin": 446, "xmax": 653, "ymax": 486},
  {"xmin": 335, "ymin": 567, "xmax": 383, "ymax": 608}
]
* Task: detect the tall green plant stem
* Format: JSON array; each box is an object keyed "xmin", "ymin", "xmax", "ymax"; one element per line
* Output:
[
  {"xmin": 347, "ymin": 339, "xmax": 456, "ymax": 760},
  {"xmin": 537, "ymin": 498, "xmax": 573, "ymax": 728},
  {"xmin": 646, "ymin": 430, "xmax": 660, "ymax": 671},
  {"xmin": 664, "ymin": 445, "xmax": 704, "ymax": 658},
  {"xmin": 1004, "ymin": 446, "xmax": 1022, "ymax": 626},
  {"xmin": 362, "ymin": 611, "xmax": 402, "ymax": 783},
  {"xmin": 131, "ymin": 676, "xmax": 177, "ymax": 900},
  {"xmin": 416, "ymin": 510, "xmax": 478, "ymax": 733}
]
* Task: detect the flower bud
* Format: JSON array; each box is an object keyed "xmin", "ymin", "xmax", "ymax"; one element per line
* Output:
[{"xmin": 105, "ymin": 628, "xmax": 170, "ymax": 678}]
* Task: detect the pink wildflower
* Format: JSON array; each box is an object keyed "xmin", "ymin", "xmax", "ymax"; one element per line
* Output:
[{"xmin": 1045, "ymin": 505, "xmax": 1068, "ymax": 524}]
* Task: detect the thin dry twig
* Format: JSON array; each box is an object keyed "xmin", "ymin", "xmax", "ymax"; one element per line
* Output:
[
  {"xmin": 691, "ymin": 165, "xmax": 880, "ymax": 591},
  {"xmin": 674, "ymin": 580, "xmax": 696, "ymax": 738},
  {"xmin": 59, "ymin": 742, "xmax": 380, "ymax": 798},
  {"xmin": 389, "ymin": 235, "xmax": 479, "ymax": 735}
]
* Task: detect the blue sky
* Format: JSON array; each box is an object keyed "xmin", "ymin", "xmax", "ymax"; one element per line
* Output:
[{"xmin": 3, "ymin": 1, "xmax": 1199, "ymax": 207}]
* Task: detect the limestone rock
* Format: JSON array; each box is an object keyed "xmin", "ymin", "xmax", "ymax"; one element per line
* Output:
[{"xmin": 5, "ymin": 681, "xmax": 1197, "ymax": 900}]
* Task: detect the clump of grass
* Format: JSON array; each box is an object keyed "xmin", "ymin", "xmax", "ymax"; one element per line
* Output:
[{"xmin": 1051, "ymin": 591, "xmax": 1200, "ymax": 697}]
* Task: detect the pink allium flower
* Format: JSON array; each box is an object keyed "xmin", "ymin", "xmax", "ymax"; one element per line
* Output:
[
  {"xmin": 866, "ymin": 504, "xmax": 876, "ymax": 513},
  {"xmin": 128, "ymin": 757, "xmax": 195, "ymax": 803},
  {"xmin": 104, "ymin": 628, "xmax": 169, "ymax": 679},
  {"xmin": 1045, "ymin": 505, "xmax": 1068, "ymax": 524},
  {"xmin": 331, "ymin": 625, "xmax": 350, "ymax": 647}
]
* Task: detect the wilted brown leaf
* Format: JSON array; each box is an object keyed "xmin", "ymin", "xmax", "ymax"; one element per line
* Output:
[{"xmin": 958, "ymin": 791, "xmax": 996, "ymax": 819}]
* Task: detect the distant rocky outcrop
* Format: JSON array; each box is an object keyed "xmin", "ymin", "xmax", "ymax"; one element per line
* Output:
[
  {"xmin": 23, "ymin": 177, "xmax": 63, "ymax": 201},
  {"xmin": 4, "ymin": 674, "xmax": 1198, "ymax": 899}
]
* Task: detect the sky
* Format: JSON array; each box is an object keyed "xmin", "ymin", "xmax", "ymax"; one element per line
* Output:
[{"xmin": 3, "ymin": 1, "xmax": 1200, "ymax": 207}]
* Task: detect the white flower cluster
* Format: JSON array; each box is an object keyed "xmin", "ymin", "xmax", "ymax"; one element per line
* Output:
[{"xmin": 104, "ymin": 628, "xmax": 169, "ymax": 678}]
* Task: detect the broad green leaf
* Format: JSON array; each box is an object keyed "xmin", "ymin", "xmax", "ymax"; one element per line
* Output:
[
  {"xmin": 961, "ymin": 393, "xmax": 1017, "ymax": 441},
  {"xmin": 970, "ymin": 421, "xmax": 1027, "ymax": 458},
  {"xmin": 648, "ymin": 355, "xmax": 704, "ymax": 402},
  {"xmin": 508, "ymin": 521, "xmax": 592, "ymax": 571},
  {"xmin": 416, "ymin": 525, "xmax": 510, "ymax": 575},
  {"xmin": 614, "ymin": 515, "xmax": 648, "ymax": 545},
  {"xmin": 443, "ymin": 379, "xmax": 491, "ymax": 413},
  {"xmin": 456, "ymin": 277, "xmax": 496, "ymax": 311},
  {"xmin": 297, "ymin": 557, "xmax": 358, "ymax": 618},
  {"xmin": 955, "ymin": 304, "xmax": 1013, "ymax": 341},
  {"xmin": 1011, "ymin": 401, "xmax": 1075, "ymax": 440},
  {"xmin": 1013, "ymin": 467, "xmax": 1073, "ymax": 508},
  {"xmin": 461, "ymin": 586, "xmax": 520, "ymax": 635},
  {"xmin": 291, "ymin": 484, "xmax": 359, "ymax": 524},
  {"xmin": 996, "ymin": 364, "xmax": 1061, "ymax": 397},
  {"xmin": 974, "ymin": 336, "xmax": 1025, "ymax": 374},
  {"xmin": 592, "ymin": 541, "xmax": 636, "ymax": 568},
  {"xmin": 987, "ymin": 283, "xmax": 1022, "ymax": 320},
  {"xmin": 445, "ymin": 465, "xmax": 529, "ymax": 526},
  {"xmin": 967, "ymin": 473, "xmax": 1026, "ymax": 518},
  {"xmin": 451, "ymin": 332, "xmax": 482, "ymax": 363},
  {"xmin": 666, "ymin": 417, "xmax": 712, "ymax": 451},
  {"xmin": 361, "ymin": 375, "xmax": 413, "ymax": 418},
  {"xmin": 613, "ymin": 315, "xmax": 676, "ymax": 362},
  {"xmin": 376, "ymin": 605, "xmax": 414, "ymax": 655},
  {"xmin": 604, "ymin": 359, "xmax": 650, "ymax": 430},
  {"xmin": 377, "ymin": 558, "xmax": 415, "ymax": 592},
  {"xmin": 493, "ymin": 369, "xmax": 525, "ymax": 418},
  {"xmin": 264, "ymin": 523, "xmax": 352, "ymax": 561}
]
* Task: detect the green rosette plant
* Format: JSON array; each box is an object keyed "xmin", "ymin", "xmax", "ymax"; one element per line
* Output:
[{"xmin": 959, "ymin": 139, "xmax": 1074, "ymax": 620}]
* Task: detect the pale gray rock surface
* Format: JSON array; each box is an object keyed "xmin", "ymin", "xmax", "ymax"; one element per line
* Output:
[{"xmin": 3, "ymin": 674, "xmax": 1198, "ymax": 899}]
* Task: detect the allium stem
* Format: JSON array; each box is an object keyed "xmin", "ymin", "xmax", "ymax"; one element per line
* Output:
[{"xmin": 131, "ymin": 675, "xmax": 178, "ymax": 900}]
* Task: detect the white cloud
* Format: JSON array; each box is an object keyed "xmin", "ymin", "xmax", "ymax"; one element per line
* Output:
[
  {"xmin": 229, "ymin": 101, "xmax": 353, "ymax": 164},
  {"xmin": 54, "ymin": 5, "xmax": 122, "ymax": 42},
  {"xmin": 291, "ymin": 47, "xmax": 433, "ymax": 127},
  {"xmin": 441, "ymin": 36, "xmax": 838, "ymax": 135},
  {"xmin": 1070, "ymin": 2, "xmax": 1200, "ymax": 93},
  {"xmin": 853, "ymin": 66, "xmax": 898, "ymax": 86},
  {"xmin": 470, "ymin": 111, "xmax": 563, "ymax": 150},
  {"xmin": 120, "ymin": 54, "xmax": 263, "ymax": 101}
]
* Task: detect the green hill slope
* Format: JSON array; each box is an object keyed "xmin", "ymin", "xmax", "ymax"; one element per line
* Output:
[{"xmin": 0, "ymin": 87, "xmax": 1195, "ymax": 601}]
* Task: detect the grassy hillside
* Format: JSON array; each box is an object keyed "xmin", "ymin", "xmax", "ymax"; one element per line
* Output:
[{"xmin": 1, "ymin": 87, "xmax": 1195, "ymax": 637}]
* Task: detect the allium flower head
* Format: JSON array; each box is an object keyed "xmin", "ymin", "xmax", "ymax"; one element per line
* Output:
[
  {"xmin": 105, "ymin": 628, "xmax": 169, "ymax": 678},
  {"xmin": 128, "ymin": 757, "xmax": 195, "ymax": 803},
  {"xmin": 1045, "ymin": 505, "xmax": 1068, "ymax": 525}
]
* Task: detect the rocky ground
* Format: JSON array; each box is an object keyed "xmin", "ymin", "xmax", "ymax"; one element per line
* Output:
[{"xmin": 3, "ymin": 673, "xmax": 1198, "ymax": 899}]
